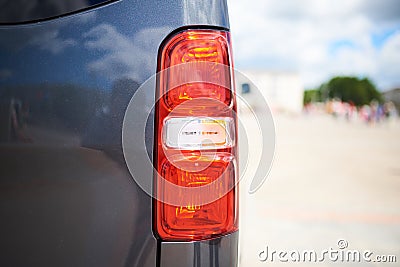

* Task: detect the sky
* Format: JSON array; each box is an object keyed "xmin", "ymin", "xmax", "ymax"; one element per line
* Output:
[{"xmin": 228, "ymin": 0, "xmax": 400, "ymax": 90}]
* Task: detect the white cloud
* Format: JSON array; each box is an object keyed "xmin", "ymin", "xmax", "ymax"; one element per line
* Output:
[
  {"xmin": 228, "ymin": 0, "xmax": 400, "ymax": 90},
  {"xmin": 29, "ymin": 30, "xmax": 77, "ymax": 54},
  {"xmin": 377, "ymin": 31, "xmax": 400, "ymax": 88},
  {"xmin": 84, "ymin": 24, "xmax": 171, "ymax": 83},
  {"xmin": 0, "ymin": 9, "xmax": 93, "ymax": 54}
]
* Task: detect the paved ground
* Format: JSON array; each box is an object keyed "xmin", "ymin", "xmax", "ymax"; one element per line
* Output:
[{"xmin": 238, "ymin": 113, "xmax": 400, "ymax": 266}]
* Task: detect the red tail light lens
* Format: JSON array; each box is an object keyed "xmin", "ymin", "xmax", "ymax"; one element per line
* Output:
[{"xmin": 154, "ymin": 29, "xmax": 238, "ymax": 241}]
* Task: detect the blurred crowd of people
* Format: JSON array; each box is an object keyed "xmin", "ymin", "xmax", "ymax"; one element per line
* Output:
[{"xmin": 304, "ymin": 99, "xmax": 398, "ymax": 125}]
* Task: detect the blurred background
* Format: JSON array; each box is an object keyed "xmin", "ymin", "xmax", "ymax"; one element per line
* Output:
[{"xmin": 228, "ymin": 0, "xmax": 400, "ymax": 266}]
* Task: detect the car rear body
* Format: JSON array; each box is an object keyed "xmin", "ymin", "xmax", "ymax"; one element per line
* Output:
[{"xmin": 0, "ymin": 1, "xmax": 238, "ymax": 266}]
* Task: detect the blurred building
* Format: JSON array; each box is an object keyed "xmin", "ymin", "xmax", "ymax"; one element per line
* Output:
[
  {"xmin": 383, "ymin": 88, "xmax": 400, "ymax": 111},
  {"xmin": 236, "ymin": 70, "xmax": 304, "ymax": 114}
]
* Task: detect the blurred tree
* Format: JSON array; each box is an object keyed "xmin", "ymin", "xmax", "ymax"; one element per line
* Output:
[
  {"xmin": 303, "ymin": 76, "xmax": 382, "ymax": 106},
  {"xmin": 303, "ymin": 89, "xmax": 321, "ymax": 105}
]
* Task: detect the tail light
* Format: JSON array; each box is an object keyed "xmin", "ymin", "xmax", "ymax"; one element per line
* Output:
[{"xmin": 154, "ymin": 29, "xmax": 238, "ymax": 241}]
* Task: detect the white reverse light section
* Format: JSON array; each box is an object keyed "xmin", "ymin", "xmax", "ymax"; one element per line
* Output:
[{"xmin": 163, "ymin": 117, "xmax": 235, "ymax": 150}]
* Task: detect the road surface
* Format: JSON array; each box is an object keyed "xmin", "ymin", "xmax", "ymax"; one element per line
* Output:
[{"xmin": 239, "ymin": 113, "xmax": 400, "ymax": 266}]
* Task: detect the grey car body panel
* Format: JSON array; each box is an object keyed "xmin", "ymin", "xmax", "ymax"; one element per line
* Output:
[{"xmin": 0, "ymin": 0, "xmax": 236, "ymax": 266}]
